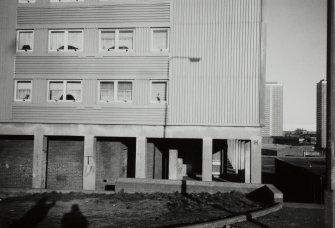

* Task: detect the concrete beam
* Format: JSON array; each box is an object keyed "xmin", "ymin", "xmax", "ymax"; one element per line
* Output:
[
  {"xmin": 32, "ymin": 134, "xmax": 47, "ymax": 189},
  {"xmin": 83, "ymin": 135, "xmax": 96, "ymax": 191},
  {"xmin": 202, "ymin": 137, "xmax": 213, "ymax": 181},
  {"xmin": 135, "ymin": 136, "xmax": 146, "ymax": 178},
  {"xmin": 250, "ymin": 136, "xmax": 262, "ymax": 183}
]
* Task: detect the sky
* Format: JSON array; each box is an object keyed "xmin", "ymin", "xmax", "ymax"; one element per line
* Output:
[{"xmin": 263, "ymin": 0, "xmax": 327, "ymax": 131}]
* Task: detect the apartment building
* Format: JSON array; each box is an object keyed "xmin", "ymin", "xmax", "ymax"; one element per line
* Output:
[
  {"xmin": 0, "ymin": 0, "xmax": 264, "ymax": 191},
  {"xmin": 262, "ymin": 82, "xmax": 283, "ymax": 137}
]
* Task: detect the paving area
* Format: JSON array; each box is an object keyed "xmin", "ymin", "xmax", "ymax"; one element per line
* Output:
[
  {"xmin": 235, "ymin": 203, "xmax": 324, "ymax": 228},
  {"xmin": 0, "ymin": 191, "xmax": 265, "ymax": 228}
]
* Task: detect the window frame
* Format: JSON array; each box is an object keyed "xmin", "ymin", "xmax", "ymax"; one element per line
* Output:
[
  {"xmin": 47, "ymin": 80, "xmax": 83, "ymax": 102},
  {"xmin": 48, "ymin": 29, "xmax": 84, "ymax": 52},
  {"xmin": 150, "ymin": 80, "xmax": 168, "ymax": 103},
  {"xmin": 14, "ymin": 80, "xmax": 32, "ymax": 102},
  {"xmin": 16, "ymin": 30, "xmax": 34, "ymax": 53},
  {"xmin": 18, "ymin": 0, "xmax": 36, "ymax": 3},
  {"xmin": 98, "ymin": 80, "xmax": 134, "ymax": 103},
  {"xmin": 99, "ymin": 29, "xmax": 135, "ymax": 52},
  {"xmin": 151, "ymin": 28, "xmax": 170, "ymax": 52}
]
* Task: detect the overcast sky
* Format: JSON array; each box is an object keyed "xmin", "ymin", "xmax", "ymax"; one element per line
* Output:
[{"xmin": 263, "ymin": 0, "xmax": 327, "ymax": 131}]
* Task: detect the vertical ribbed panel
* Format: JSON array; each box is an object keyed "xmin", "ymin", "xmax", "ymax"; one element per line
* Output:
[
  {"xmin": 135, "ymin": 27, "xmax": 151, "ymax": 53},
  {"xmin": 34, "ymin": 29, "xmax": 48, "ymax": 56},
  {"xmin": 32, "ymin": 79, "xmax": 47, "ymax": 105},
  {"xmin": 85, "ymin": 29, "xmax": 98, "ymax": 56},
  {"xmin": 0, "ymin": 0, "xmax": 16, "ymax": 120},
  {"xmin": 169, "ymin": 0, "xmax": 261, "ymax": 126},
  {"xmin": 83, "ymin": 80, "xmax": 97, "ymax": 106},
  {"xmin": 134, "ymin": 80, "xmax": 149, "ymax": 105}
]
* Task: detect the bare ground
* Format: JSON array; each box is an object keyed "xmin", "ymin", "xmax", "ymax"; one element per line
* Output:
[{"xmin": 0, "ymin": 191, "xmax": 267, "ymax": 228}]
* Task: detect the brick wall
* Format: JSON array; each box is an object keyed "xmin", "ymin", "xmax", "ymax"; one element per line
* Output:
[
  {"xmin": 46, "ymin": 137, "xmax": 84, "ymax": 190},
  {"xmin": 0, "ymin": 136, "xmax": 33, "ymax": 188},
  {"xmin": 96, "ymin": 138, "xmax": 135, "ymax": 191}
]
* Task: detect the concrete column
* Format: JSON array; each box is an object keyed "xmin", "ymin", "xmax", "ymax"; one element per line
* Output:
[
  {"xmin": 234, "ymin": 140, "xmax": 239, "ymax": 174},
  {"xmin": 135, "ymin": 136, "xmax": 146, "ymax": 178},
  {"xmin": 83, "ymin": 135, "xmax": 96, "ymax": 191},
  {"xmin": 32, "ymin": 134, "xmax": 47, "ymax": 189},
  {"xmin": 168, "ymin": 149, "xmax": 178, "ymax": 180},
  {"xmin": 202, "ymin": 137, "xmax": 213, "ymax": 181},
  {"xmin": 244, "ymin": 141, "xmax": 251, "ymax": 183},
  {"xmin": 250, "ymin": 136, "xmax": 262, "ymax": 183}
]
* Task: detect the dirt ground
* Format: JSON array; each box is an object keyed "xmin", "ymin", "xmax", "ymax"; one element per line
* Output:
[{"xmin": 0, "ymin": 191, "xmax": 265, "ymax": 228}]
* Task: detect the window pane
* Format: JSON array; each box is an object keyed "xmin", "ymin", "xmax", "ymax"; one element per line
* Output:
[
  {"xmin": 50, "ymin": 31, "xmax": 65, "ymax": 51},
  {"xmin": 101, "ymin": 31, "xmax": 115, "ymax": 51},
  {"xmin": 151, "ymin": 81, "xmax": 167, "ymax": 102},
  {"xmin": 100, "ymin": 81, "xmax": 114, "ymax": 101},
  {"xmin": 18, "ymin": 31, "xmax": 33, "ymax": 51},
  {"xmin": 68, "ymin": 31, "xmax": 82, "ymax": 51},
  {"xmin": 153, "ymin": 30, "xmax": 168, "ymax": 50},
  {"xmin": 119, "ymin": 30, "xmax": 133, "ymax": 50},
  {"xmin": 118, "ymin": 82, "xmax": 132, "ymax": 101},
  {"xmin": 66, "ymin": 81, "xmax": 81, "ymax": 101},
  {"xmin": 49, "ymin": 81, "xmax": 63, "ymax": 100},
  {"xmin": 16, "ymin": 81, "xmax": 31, "ymax": 100}
]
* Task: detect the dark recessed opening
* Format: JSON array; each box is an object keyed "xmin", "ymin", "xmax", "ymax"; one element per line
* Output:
[{"xmin": 105, "ymin": 185, "xmax": 115, "ymax": 191}]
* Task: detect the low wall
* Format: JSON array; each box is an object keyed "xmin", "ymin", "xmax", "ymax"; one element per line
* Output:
[{"xmin": 115, "ymin": 178, "xmax": 283, "ymax": 203}]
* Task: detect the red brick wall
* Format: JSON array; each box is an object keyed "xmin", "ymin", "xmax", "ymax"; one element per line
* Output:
[
  {"xmin": 0, "ymin": 136, "xmax": 33, "ymax": 188},
  {"xmin": 46, "ymin": 137, "xmax": 84, "ymax": 190}
]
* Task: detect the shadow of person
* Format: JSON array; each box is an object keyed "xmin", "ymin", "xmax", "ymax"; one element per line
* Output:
[
  {"xmin": 61, "ymin": 204, "xmax": 88, "ymax": 228},
  {"xmin": 9, "ymin": 196, "xmax": 56, "ymax": 228}
]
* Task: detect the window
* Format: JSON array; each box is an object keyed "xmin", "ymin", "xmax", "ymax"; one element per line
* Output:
[
  {"xmin": 151, "ymin": 28, "xmax": 169, "ymax": 51},
  {"xmin": 15, "ymin": 80, "xmax": 32, "ymax": 102},
  {"xmin": 98, "ymin": 80, "xmax": 133, "ymax": 102},
  {"xmin": 48, "ymin": 80, "xmax": 82, "ymax": 102},
  {"xmin": 151, "ymin": 81, "xmax": 167, "ymax": 103},
  {"xmin": 49, "ymin": 30, "xmax": 83, "ymax": 52},
  {"xmin": 18, "ymin": 0, "xmax": 36, "ymax": 3},
  {"xmin": 17, "ymin": 30, "xmax": 34, "ymax": 52},
  {"xmin": 50, "ymin": 0, "xmax": 84, "ymax": 2},
  {"xmin": 100, "ymin": 29, "xmax": 134, "ymax": 51}
]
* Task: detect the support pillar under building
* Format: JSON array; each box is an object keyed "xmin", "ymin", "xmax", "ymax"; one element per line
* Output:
[
  {"xmin": 32, "ymin": 134, "xmax": 47, "ymax": 189},
  {"xmin": 83, "ymin": 135, "xmax": 96, "ymax": 191},
  {"xmin": 135, "ymin": 136, "xmax": 147, "ymax": 178},
  {"xmin": 202, "ymin": 137, "xmax": 213, "ymax": 181}
]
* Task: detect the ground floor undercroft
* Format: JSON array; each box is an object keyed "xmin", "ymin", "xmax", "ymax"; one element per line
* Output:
[{"xmin": 0, "ymin": 123, "xmax": 262, "ymax": 191}]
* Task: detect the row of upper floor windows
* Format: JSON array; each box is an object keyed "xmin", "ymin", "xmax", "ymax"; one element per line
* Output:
[
  {"xmin": 17, "ymin": 28, "xmax": 169, "ymax": 53},
  {"xmin": 14, "ymin": 80, "xmax": 168, "ymax": 103}
]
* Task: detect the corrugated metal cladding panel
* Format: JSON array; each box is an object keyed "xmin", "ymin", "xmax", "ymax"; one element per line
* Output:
[
  {"xmin": 12, "ymin": 106, "xmax": 166, "ymax": 125},
  {"xmin": 17, "ymin": 3, "xmax": 170, "ymax": 27},
  {"xmin": 169, "ymin": 0, "xmax": 262, "ymax": 126},
  {"xmin": 15, "ymin": 56, "xmax": 169, "ymax": 75},
  {"xmin": 0, "ymin": 0, "xmax": 16, "ymax": 120}
]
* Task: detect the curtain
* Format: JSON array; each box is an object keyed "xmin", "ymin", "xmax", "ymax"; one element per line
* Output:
[
  {"xmin": 49, "ymin": 81, "xmax": 63, "ymax": 100},
  {"xmin": 18, "ymin": 31, "xmax": 33, "ymax": 50},
  {"xmin": 16, "ymin": 81, "xmax": 31, "ymax": 100},
  {"xmin": 151, "ymin": 82, "xmax": 167, "ymax": 102},
  {"xmin": 50, "ymin": 31, "xmax": 65, "ymax": 51},
  {"xmin": 100, "ymin": 81, "xmax": 114, "ymax": 101},
  {"xmin": 66, "ymin": 81, "xmax": 81, "ymax": 101},
  {"xmin": 153, "ymin": 30, "xmax": 168, "ymax": 50},
  {"xmin": 101, "ymin": 31, "xmax": 115, "ymax": 50},
  {"xmin": 68, "ymin": 31, "xmax": 82, "ymax": 51},
  {"xmin": 118, "ymin": 82, "xmax": 132, "ymax": 101},
  {"xmin": 119, "ymin": 31, "xmax": 133, "ymax": 50}
]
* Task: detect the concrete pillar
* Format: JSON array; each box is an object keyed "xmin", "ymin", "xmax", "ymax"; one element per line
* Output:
[
  {"xmin": 202, "ymin": 137, "xmax": 212, "ymax": 181},
  {"xmin": 168, "ymin": 149, "xmax": 178, "ymax": 180},
  {"xmin": 250, "ymin": 136, "xmax": 262, "ymax": 183},
  {"xmin": 135, "ymin": 136, "xmax": 146, "ymax": 178},
  {"xmin": 244, "ymin": 141, "xmax": 251, "ymax": 183},
  {"xmin": 32, "ymin": 134, "xmax": 47, "ymax": 189},
  {"xmin": 234, "ymin": 140, "xmax": 239, "ymax": 174},
  {"xmin": 83, "ymin": 135, "xmax": 96, "ymax": 191}
]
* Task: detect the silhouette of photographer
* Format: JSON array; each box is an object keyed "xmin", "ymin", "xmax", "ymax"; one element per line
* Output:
[{"xmin": 61, "ymin": 204, "xmax": 88, "ymax": 228}]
